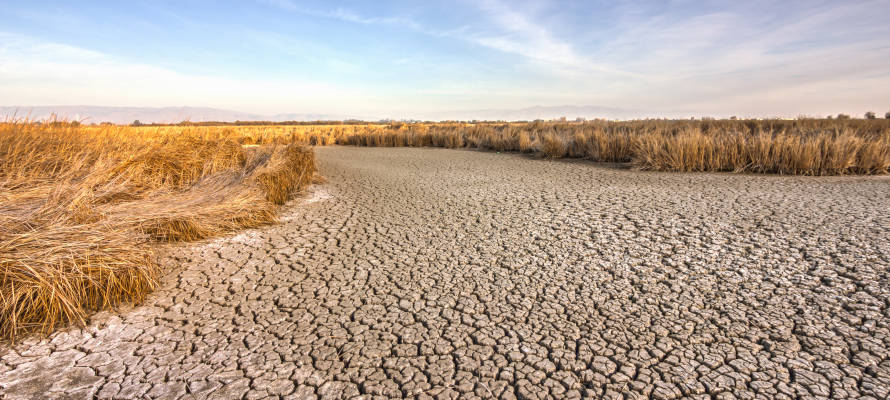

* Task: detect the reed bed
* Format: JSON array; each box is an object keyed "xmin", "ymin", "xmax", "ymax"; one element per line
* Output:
[
  {"xmin": 0, "ymin": 122, "xmax": 316, "ymax": 340},
  {"xmin": 199, "ymin": 119, "xmax": 887, "ymax": 175},
  {"xmin": 330, "ymin": 119, "xmax": 890, "ymax": 175}
]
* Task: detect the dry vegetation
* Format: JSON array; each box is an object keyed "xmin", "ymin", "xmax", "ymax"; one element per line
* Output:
[
  {"xmin": 328, "ymin": 119, "xmax": 890, "ymax": 175},
  {"xmin": 178, "ymin": 118, "xmax": 888, "ymax": 175},
  {"xmin": 0, "ymin": 122, "xmax": 315, "ymax": 340}
]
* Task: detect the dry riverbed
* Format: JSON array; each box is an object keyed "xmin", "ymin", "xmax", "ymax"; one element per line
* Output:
[{"xmin": 1, "ymin": 146, "xmax": 889, "ymax": 399}]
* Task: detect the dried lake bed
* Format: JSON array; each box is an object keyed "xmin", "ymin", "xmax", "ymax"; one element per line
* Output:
[{"xmin": 2, "ymin": 146, "xmax": 888, "ymax": 399}]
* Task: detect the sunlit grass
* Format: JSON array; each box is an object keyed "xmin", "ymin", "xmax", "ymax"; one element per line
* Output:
[
  {"xmin": 332, "ymin": 119, "xmax": 890, "ymax": 175},
  {"xmin": 0, "ymin": 122, "xmax": 316, "ymax": 340}
]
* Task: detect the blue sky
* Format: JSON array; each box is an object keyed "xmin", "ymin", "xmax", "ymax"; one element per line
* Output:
[{"xmin": 1, "ymin": 0, "xmax": 889, "ymax": 118}]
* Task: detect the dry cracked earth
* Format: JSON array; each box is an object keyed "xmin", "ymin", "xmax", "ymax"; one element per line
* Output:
[{"xmin": 2, "ymin": 146, "xmax": 890, "ymax": 400}]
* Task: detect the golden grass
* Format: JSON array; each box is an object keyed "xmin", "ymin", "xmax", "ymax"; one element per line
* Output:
[
  {"xmin": 329, "ymin": 119, "xmax": 890, "ymax": 175},
  {"xmin": 0, "ymin": 122, "xmax": 316, "ymax": 340},
  {"xmin": 80, "ymin": 119, "xmax": 887, "ymax": 175}
]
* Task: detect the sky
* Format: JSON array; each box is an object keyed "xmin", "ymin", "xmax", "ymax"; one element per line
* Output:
[{"xmin": 1, "ymin": 0, "xmax": 890, "ymax": 119}]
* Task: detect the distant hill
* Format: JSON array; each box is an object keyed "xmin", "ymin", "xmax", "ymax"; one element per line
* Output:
[
  {"xmin": 0, "ymin": 106, "xmax": 356, "ymax": 124},
  {"xmin": 1, "ymin": 104, "xmax": 646, "ymax": 124}
]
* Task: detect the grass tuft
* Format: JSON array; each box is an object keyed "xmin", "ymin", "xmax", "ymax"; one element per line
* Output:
[{"xmin": 0, "ymin": 122, "xmax": 316, "ymax": 341}]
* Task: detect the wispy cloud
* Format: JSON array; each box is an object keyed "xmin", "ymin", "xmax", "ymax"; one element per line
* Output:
[
  {"xmin": 598, "ymin": 1, "xmax": 890, "ymax": 76},
  {"xmin": 587, "ymin": 1, "xmax": 890, "ymax": 109},
  {"xmin": 0, "ymin": 32, "xmax": 363, "ymax": 113},
  {"xmin": 257, "ymin": 0, "xmax": 424, "ymax": 30},
  {"xmin": 468, "ymin": 0, "xmax": 583, "ymax": 67},
  {"xmin": 257, "ymin": 0, "xmax": 635, "ymax": 78}
]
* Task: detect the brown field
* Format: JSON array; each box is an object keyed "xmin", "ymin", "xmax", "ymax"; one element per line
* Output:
[
  {"xmin": 1, "ymin": 117, "xmax": 888, "ymax": 340},
  {"xmin": 0, "ymin": 122, "xmax": 316, "ymax": 340}
]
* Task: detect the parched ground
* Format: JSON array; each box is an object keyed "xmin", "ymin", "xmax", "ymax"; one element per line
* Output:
[{"xmin": 1, "ymin": 146, "xmax": 889, "ymax": 399}]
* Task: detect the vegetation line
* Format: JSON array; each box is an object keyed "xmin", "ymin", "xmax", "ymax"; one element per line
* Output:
[
  {"xmin": 325, "ymin": 119, "xmax": 889, "ymax": 175},
  {"xmin": 117, "ymin": 117, "xmax": 889, "ymax": 176}
]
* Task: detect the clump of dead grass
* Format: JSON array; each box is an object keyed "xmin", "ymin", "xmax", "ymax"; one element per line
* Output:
[
  {"xmin": 256, "ymin": 145, "xmax": 317, "ymax": 204},
  {"xmin": 0, "ymin": 122, "xmax": 316, "ymax": 340}
]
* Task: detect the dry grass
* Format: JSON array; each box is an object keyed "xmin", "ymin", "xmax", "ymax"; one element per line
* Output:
[
  {"xmin": 329, "ymin": 119, "xmax": 890, "ymax": 175},
  {"xmin": 95, "ymin": 119, "xmax": 888, "ymax": 175},
  {"xmin": 0, "ymin": 122, "xmax": 316, "ymax": 340}
]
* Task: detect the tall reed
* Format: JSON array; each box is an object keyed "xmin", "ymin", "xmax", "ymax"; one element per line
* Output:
[{"xmin": 330, "ymin": 119, "xmax": 890, "ymax": 175}]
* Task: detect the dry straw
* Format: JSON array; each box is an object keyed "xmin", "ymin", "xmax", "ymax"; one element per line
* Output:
[
  {"xmin": 0, "ymin": 122, "xmax": 316, "ymax": 340},
  {"xmin": 333, "ymin": 119, "xmax": 890, "ymax": 175}
]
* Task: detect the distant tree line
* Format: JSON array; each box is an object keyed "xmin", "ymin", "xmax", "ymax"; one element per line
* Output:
[
  {"xmin": 821, "ymin": 111, "xmax": 890, "ymax": 120},
  {"xmin": 130, "ymin": 119, "xmax": 375, "ymax": 127}
]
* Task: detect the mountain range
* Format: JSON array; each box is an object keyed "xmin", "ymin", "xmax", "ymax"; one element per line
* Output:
[
  {"xmin": 0, "ymin": 106, "xmax": 356, "ymax": 124},
  {"xmin": 0, "ymin": 105, "xmax": 641, "ymax": 124}
]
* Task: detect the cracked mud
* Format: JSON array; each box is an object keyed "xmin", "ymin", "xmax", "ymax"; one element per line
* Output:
[{"xmin": 1, "ymin": 147, "xmax": 889, "ymax": 399}]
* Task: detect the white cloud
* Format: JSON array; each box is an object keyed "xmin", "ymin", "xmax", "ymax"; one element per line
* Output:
[
  {"xmin": 0, "ymin": 32, "xmax": 365, "ymax": 114},
  {"xmin": 257, "ymin": 0, "xmax": 423, "ymax": 30},
  {"xmin": 258, "ymin": 0, "xmax": 637, "ymax": 80},
  {"xmin": 469, "ymin": 0, "xmax": 582, "ymax": 67}
]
